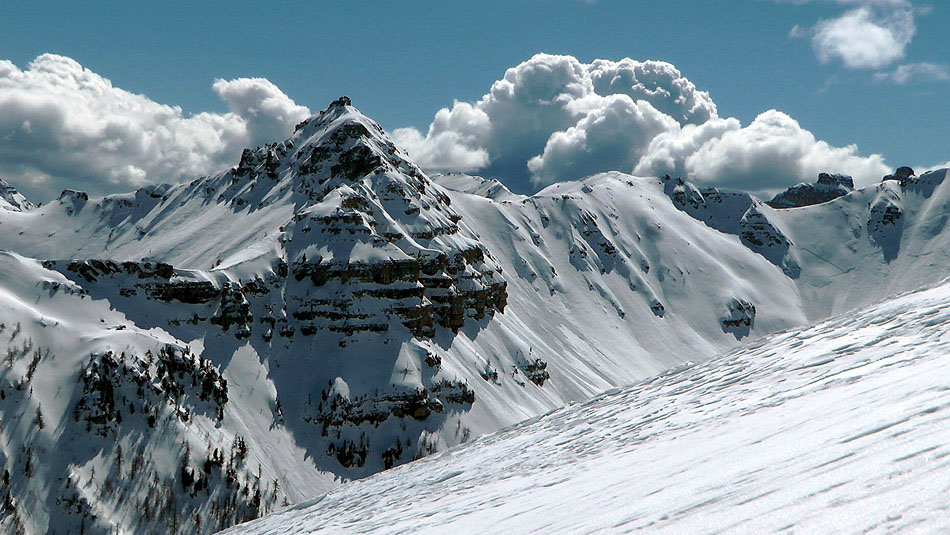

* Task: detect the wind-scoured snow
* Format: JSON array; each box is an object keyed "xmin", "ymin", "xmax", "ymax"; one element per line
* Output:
[
  {"xmin": 0, "ymin": 96, "xmax": 946, "ymax": 533},
  {"xmin": 224, "ymin": 279, "xmax": 950, "ymax": 534}
]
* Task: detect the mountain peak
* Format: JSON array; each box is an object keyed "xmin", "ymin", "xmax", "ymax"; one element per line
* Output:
[
  {"xmin": 330, "ymin": 95, "xmax": 352, "ymax": 108},
  {"xmin": 292, "ymin": 96, "xmax": 360, "ymax": 135},
  {"xmin": 0, "ymin": 177, "xmax": 35, "ymax": 211}
]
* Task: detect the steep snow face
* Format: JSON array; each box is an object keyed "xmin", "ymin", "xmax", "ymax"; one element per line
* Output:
[
  {"xmin": 223, "ymin": 278, "xmax": 950, "ymax": 534},
  {"xmin": 437, "ymin": 172, "xmax": 805, "ymax": 395},
  {"xmin": 663, "ymin": 169, "xmax": 950, "ymax": 320}
]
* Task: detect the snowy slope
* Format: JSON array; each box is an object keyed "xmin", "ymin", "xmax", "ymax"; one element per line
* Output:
[
  {"xmin": 0, "ymin": 252, "xmax": 332, "ymax": 534},
  {"xmin": 0, "ymin": 99, "xmax": 807, "ymax": 483},
  {"xmin": 0, "ymin": 178, "xmax": 34, "ymax": 212},
  {"xmin": 0, "ymin": 96, "xmax": 946, "ymax": 533},
  {"xmin": 224, "ymin": 277, "xmax": 950, "ymax": 534},
  {"xmin": 661, "ymin": 168, "xmax": 950, "ymax": 321}
]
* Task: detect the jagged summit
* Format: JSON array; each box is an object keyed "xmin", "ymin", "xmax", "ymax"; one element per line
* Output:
[
  {"xmin": 292, "ymin": 95, "xmax": 354, "ymax": 133},
  {"xmin": 219, "ymin": 97, "xmax": 508, "ymax": 336},
  {"xmin": 0, "ymin": 91, "xmax": 946, "ymax": 534},
  {"xmin": 229, "ymin": 96, "xmax": 441, "ymax": 223},
  {"xmin": 0, "ymin": 177, "xmax": 35, "ymax": 212}
]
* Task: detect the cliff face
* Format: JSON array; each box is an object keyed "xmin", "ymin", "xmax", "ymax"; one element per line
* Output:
[
  {"xmin": 37, "ymin": 98, "xmax": 513, "ymax": 480},
  {"xmin": 0, "ymin": 95, "xmax": 945, "ymax": 535},
  {"xmin": 0, "ymin": 99, "xmax": 520, "ymax": 534},
  {"xmin": 0, "ymin": 178, "xmax": 34, "ymax": 211},
  {"xmin": 276, "ymin": 99, "xmax": 507, "ymax": 339},
  {"xmin": 767, "ymin": 173, "xmax": 854, "ymax": 209}
]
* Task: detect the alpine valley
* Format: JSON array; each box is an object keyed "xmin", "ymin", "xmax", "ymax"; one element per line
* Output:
[{"xmin": 0, "ymin": 98, "xmax": 946, "ymax": 534}]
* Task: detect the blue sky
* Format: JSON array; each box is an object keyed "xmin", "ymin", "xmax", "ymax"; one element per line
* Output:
[{"xmin": 0, "ymin": 1, "xmax": 946, "ymax": 199}]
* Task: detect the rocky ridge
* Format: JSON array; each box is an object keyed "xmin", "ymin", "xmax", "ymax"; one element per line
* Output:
[
  {"xmin": 0, "ymin": 95, "xmax": 946, "ymax": 535},
  {"xmin": 0, "ymin": 178, "xmax": 34, "ymax": 212}
]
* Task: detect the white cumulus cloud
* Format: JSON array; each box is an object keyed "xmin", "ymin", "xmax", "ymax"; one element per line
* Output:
[
  {"xmin": 212, "ymin": 77, "xmax": 311, "ymax": 147},
  {"xmin": 641, "ymin": 110, "xmax": 890, "ymax": 195},
  {"xmin": 396, "ymin": 53, "xmax": 889, "ymax": 195},
  {"xmin": 808, "ymin": 6, "xmax": 915, "ymax": 69},
  {"xmin": 0, "ymin": 52, "xmax": 899, "ymax": 202},
  {"xmin": 786, "ymin": 1, "xmax": 928, "ymax": 72},
  {"xmin": 527, "ymin": 95, "xmax": 678, "ymax": 185},
  {"xmin": 393, "ymin": 53, "xmax": 717, "ymax": 192},
  {"xmin": 0, "ymin": 54, "xmax": 311, "ymax": 201}
]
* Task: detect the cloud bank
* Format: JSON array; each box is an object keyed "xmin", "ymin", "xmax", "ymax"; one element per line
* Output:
[
  {"xmin": 0, "ymin": 54, "xmax": 311, "ymax": 201},
  {"xmin": 395, "ymin": 53, "xmax": 890, "ymax": 195},
  {"xmin": 0, "ymin": 52, "xmax": 904, "ymax": 202}
]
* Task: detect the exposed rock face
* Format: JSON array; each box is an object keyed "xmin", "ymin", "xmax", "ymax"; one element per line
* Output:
[
  {"xmin": 818, "ymin": 172, "xmax": 855, "ymax": 189},
  {"xmin": 43, "ymin": 98, "xmax": 510, "ymax": 478},
  {"xmin": 210, "ymin": 283, "xmax": 253, "ymax": 338},
  {"xmin": 59, "ymin": 189, "xmax": 89, "ymax": 216},
  {"xmin": 767, "ymin": 173, "xmax": 854, "ymax": 209},
  {"xmin": 740, "ymin": 205, "xmax": 790, "ymax": 249},
  {"xmin": 896, "ymin": 166, "xmax": 915, "ymax": 178},
  {"xmin": 883, "ymin": 166, "xmax": 916, "ymax": 187},
  {"xmin": 664, "ymin": 176, "xmax": 705, "ymax": 210},
  {"xmin": 869, "ymin": 181, "xmax": 904, "ymax": 261},
  {"xmin": 739, "ymin": 203, "xmax": 801, "ymax": 278},
  {"xmin": 720, "ymin": 298, "xmax": 756, "ymax": 339},
  {"xmin": 0, "ymin": 178, "xmax": 35, "ymax": 211}
]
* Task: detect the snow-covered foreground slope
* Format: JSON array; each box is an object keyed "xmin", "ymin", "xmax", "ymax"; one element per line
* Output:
[
  {"xmin": 0, "ymin": 96, "xmax": 946, "ymax": 533},
  {"xmin": 225, "ymin": 279, "xmax": 950, "ymax": 534}
]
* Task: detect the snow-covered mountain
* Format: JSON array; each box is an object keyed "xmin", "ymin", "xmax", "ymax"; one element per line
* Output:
[
  {"xmin": 221, "ymin": 274, "xmax": 950, "ymax": 534},
  {"xmin": 0, "ymin": 179, "xmax": 33, "ymax": 212},
  {"xmin": 0, "ymin": 96, "xmax": 945, "ymax": 533}
]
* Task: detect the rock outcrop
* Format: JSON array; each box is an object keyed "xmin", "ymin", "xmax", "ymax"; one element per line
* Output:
[
  {"xmin": 883, "ymin": 166, "xmax": 916, "ymax": 187},
  {"xmin": 720, "ymin": 298, "xmax": 756, "ymax": 339},
  {"xmin": 739, "ymin": 202, "xmax": 801, "ymax": 278},
  {"xmin": 767, "ymin": 173, "xmax": 854, "ymax": 209},
  {"xmin": 0, "ymin": 178, "xmax": 35, "ymax": 212},
  {"xmin": 42, "ymin": 98, "xmax": 512, "ymax": 478},
  {"xmin": 869, "ymin": 181, "xmax": 904, "ymax": 261}
]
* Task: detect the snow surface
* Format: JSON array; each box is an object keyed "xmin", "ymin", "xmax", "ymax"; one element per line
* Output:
[
  {"xmin": 225, "ymin": 278, "xmax": 950, "ymax": 534},
  {"xmin": 0, "ymin": 97, "xmax": 945, "ymax": 533},
  {"xmin": 0, "ymin": 252, "xmax": 322, "ymax": 534}
]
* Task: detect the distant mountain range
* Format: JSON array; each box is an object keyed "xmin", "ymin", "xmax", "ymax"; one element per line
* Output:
[{"xmin": 0, "ymin": 97, "xmax": 945, "ymax": 534}]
